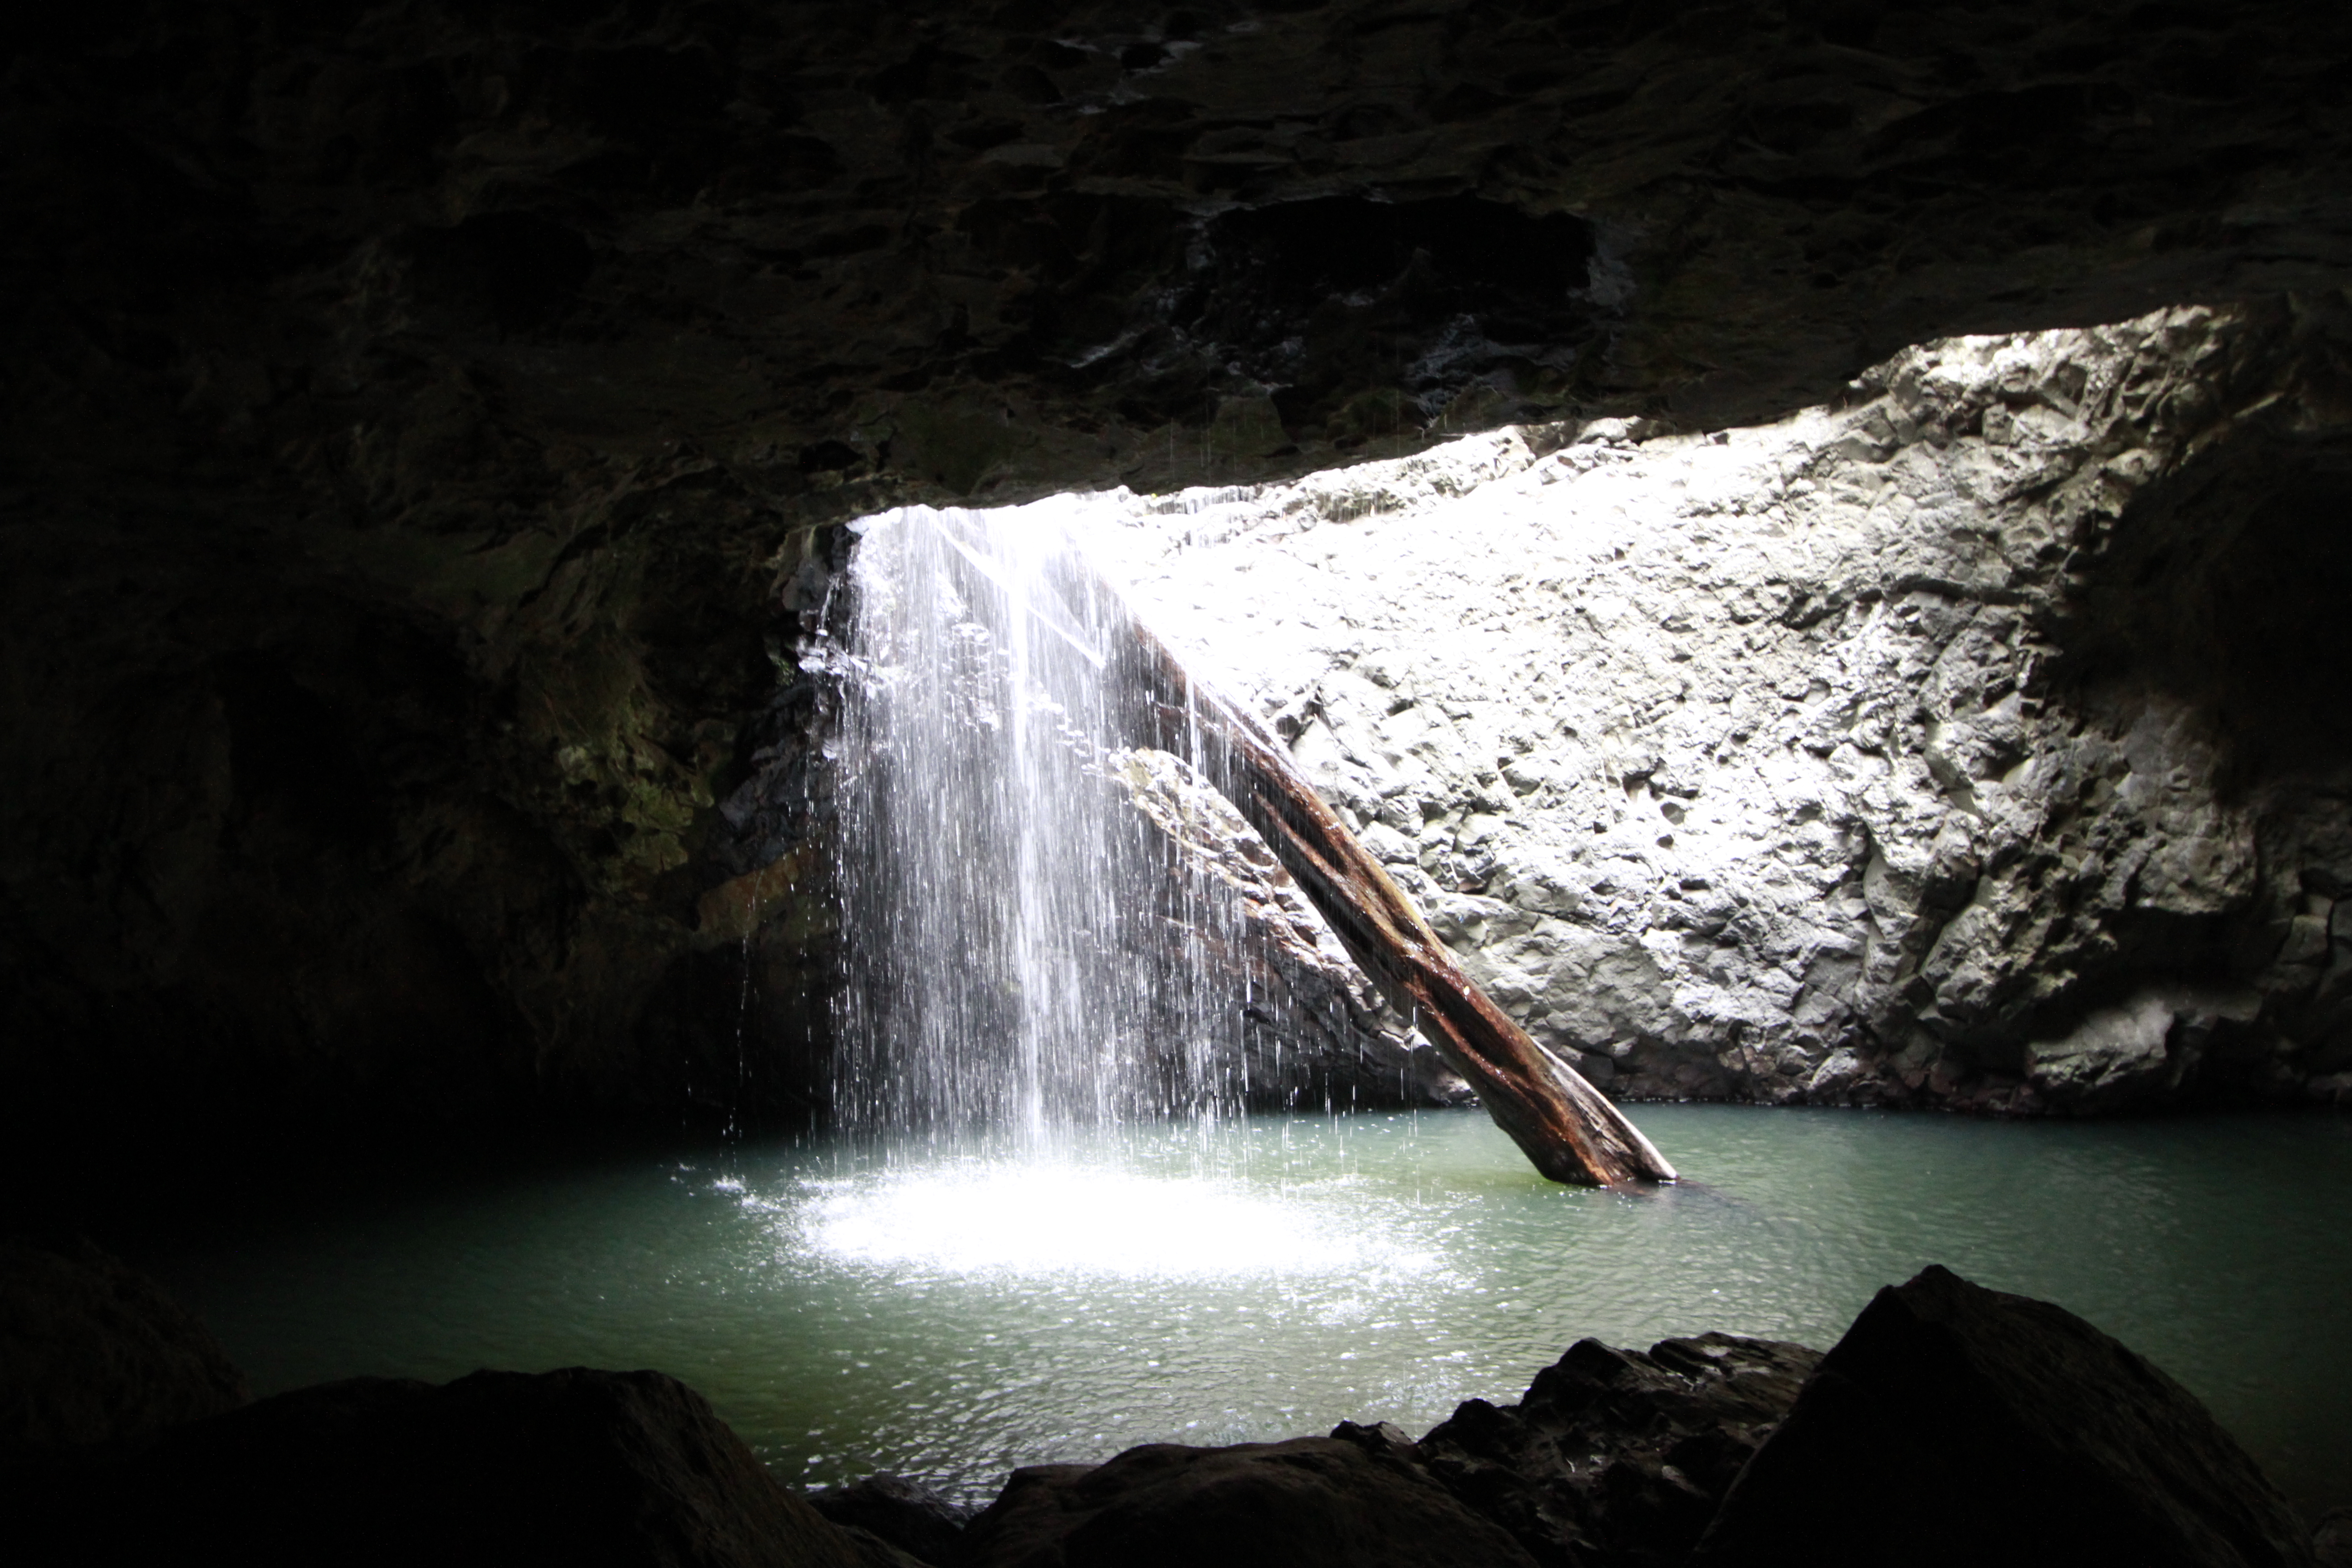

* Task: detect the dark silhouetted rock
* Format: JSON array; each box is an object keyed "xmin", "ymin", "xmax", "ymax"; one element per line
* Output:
[
  {"xmin": 2314, "ymin": 1509, "xmax": 2352, "ymax": 1568},
  {"xmin": 832, "ymin": 1524, "xmax": 940, "ymax": 1568},
  {"xmin": 0, "ymin": 1236, "xmax": 248, "ymax": 1457},
  {"xmin": 1329, "ymin": 1418, "xmax": 1426, "ymax": 1466},
  {"xmin": 811, "ymin": 1472, "xmax": 974, "ymax": 1566},
  {"xmin": 3, "ymin": 1367, "xmax": 870, "ymax": 1568},
  {"xmin": 1694, "ymin": 1265, "xmax": 2316, "ymax": 1568},
  {"xmin": 1415, "ymin": 1331, "xmax": 1821, "ymax": 1568},
  {"xmin": 961, "ymin": 1436, "xmax": 1537, "ymax": 1568}
]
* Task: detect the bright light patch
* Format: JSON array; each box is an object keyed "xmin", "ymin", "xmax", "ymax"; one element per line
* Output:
[{"xmin": 803, "ymin": 1162, "xmax": 1436, "ymax": 1280}]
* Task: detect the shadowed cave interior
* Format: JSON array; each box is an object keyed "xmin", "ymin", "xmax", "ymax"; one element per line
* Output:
[{"xmin": 4, "ymin": 3, "xmax": 2352, "ymax": 1563}]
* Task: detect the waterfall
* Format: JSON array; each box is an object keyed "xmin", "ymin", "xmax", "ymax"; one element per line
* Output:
[{"xmin": 830, "ymin": 499, "xmax": 1247, "ymax": 1141}]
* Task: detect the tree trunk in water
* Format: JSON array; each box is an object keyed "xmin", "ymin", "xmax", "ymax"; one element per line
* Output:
[{"xmin": 1108, "ymin": 613, "xmax": 1678, "ymax": 1188}]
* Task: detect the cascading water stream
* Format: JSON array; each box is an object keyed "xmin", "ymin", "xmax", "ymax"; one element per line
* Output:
[{"xmin": 830, "ymin": 498, "xmax": 1249, "ymax": 1144}]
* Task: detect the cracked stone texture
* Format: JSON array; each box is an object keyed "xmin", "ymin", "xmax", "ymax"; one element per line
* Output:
[
  {"xmin": 1112, "ymin": 747, "xmax": 1474, "ymax": 1110},
  {"xmin": 1413, "ymin": 1331, "xmax": 1822, "ymax": 1568},
  {"xmin": 1096, "ymin": 300, "xmax": 2352, "ymax": 1108},
  {"xmin": 6, "ymin": 0, "xmax": 2352, "ymax": 1157}
]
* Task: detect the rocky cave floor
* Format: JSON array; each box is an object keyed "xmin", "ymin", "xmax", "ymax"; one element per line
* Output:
[{"xmin": 2, "ymin": 1235, "xmax": 2343, "ymax": 1568}]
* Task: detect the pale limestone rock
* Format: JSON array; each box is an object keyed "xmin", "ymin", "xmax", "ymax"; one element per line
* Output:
[{"xmin": 1079, "ymin": 304, "xmax": 2352, "ymax": 1109}]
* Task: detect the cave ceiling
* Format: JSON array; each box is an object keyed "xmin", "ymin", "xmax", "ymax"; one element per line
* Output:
[
  {"xmin": 10, "ymin": 1, "xmax": 2349, "ymax": 502},
  {"xmin": 3, "ymin": 0, "xmax": 2350, "ymax": 1156}
]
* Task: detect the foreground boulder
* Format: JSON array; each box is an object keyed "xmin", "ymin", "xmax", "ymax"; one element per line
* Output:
[
  {"xmin": 961, "ymin": 1436, "xmax": 1537, "ymax": 1568},
  {"xmin": 1415, "ymin": 1331, "xmax": 1821, "ymax": 1567},
  {"xmin": 4, "ymin": 1367, "xmax": 872, "ymax": 1568},
  {"xmin": 2315, "ymin": 1510, "xmax": 2352, "ymax": 1568},
  {"xmin": 5, "ymin": 1252, "xmax": 2323, "ymax": 1567},
  {"xmin": 1693, "ymin": 1265, "xmax": 2315, "ymax": 1568},
  {"xmin": 810, "ymin": 1472, "xmax": 974, "ymax": 1567},
  {"xmin": 0, "ymin": 1236, "xmax": 249, "ymax": 1457}
]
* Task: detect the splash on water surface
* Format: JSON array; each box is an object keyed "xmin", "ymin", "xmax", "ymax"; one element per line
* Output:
[{"xmin": 800, "ymin": 1161, "xmax": 1442, "ymax": 1280}]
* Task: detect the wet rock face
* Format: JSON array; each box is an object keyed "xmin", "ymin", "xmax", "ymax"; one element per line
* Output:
[
  {"xmin": 1102, "ymin": 302, "xmax": 2352, "ymax": 1107},
  {"xmin": 3, "ymin": 0, "xmax": 2351, "ymax": 1153}
]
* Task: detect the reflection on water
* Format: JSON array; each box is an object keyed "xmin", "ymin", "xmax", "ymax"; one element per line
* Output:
[
  {"xmin": 134, "ymin": 1106, "xmax": 2352, "ymax": 1515},
  {"xmin": 800, "ymin": 1161, "xmax": 1440, "ymax": 1280}
]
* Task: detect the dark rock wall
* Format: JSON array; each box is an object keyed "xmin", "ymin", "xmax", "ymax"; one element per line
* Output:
[
  {"xmin": 0, "ymin": 1237, "xmax": 250, "ymax": 1457},
  {"xmin": 4, "ymin": 1366, "xmax": 877, "ymax": 1568},
  {"xmin": 3, "ymin": 1, "xmax": 2349, "ymax": 1161},
  {"xmin": 1693, "ymin": 1265, "xmax": 2318, "ymax": 1568}
]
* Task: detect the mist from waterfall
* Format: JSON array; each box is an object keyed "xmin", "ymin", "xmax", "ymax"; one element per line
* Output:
[{"xmin": 829, "ymin": 499, "xmax": 1250, "ymax": 1141}]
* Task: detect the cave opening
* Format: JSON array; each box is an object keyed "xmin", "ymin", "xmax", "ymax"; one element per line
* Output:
[
  {"xmin": 41, "ymin": 309, "xmax": 2350, "ymax": 1527},
  {"xmin": 10, "ymin": 1, "xmax": 2352, "ymax": 1554}
]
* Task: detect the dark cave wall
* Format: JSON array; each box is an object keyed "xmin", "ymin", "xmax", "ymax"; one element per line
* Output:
[
  {"xmin": 2049, "ymin": 347, "xmax": 2352, "ymax": 1099},
  {"xmin": 2, "ymin": 0, "xmax": 2350, "ymax": 1156},
  {"xmin": 0, "ymin": 459, "xmax": 813, "ymax": 1149}
]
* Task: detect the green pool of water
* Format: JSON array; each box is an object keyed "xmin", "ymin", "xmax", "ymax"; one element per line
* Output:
[{"xmin": 133, "ymin": 1105, "xmax": 2352, "ymax": 1515}]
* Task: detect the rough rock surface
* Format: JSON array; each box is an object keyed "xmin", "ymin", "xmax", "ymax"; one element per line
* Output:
[
  {"xmin": 2, "ymin": 1366, "xmax": 873, "ymax": 1568},
  {"xmin": 1413, "ymin": 1332, "xmax": 1821, "ymax": 1568},
  {"xmin": 808, "ymin": 1472, "xmax": 975, "ymax": 1568},
  {"xmin": 1692, "ymin": 1264, "xmax": 2317, "ymax": 1568},
  {"xmin": 6, "ymin": 0, "xmax": 2352, "ymax": 1162},
  {"xmin": 1097, "ymin": 300, "xmax": 2352, "ymax": 1107},
  {"xmin": 2316, "ymin": 1511, "xmax": 2352, "ymax": 1568},
  {"xmin": 960, "ymin": 1436, "xmax": 1538, "ymax": 1568},
  {"xmin": 1112, "ymin": 746, "xmax": 1472, "ymax": 1109},
  {"xmin": 0, "ymin": 1237, "xmax": 250, "ymax": 1458}
]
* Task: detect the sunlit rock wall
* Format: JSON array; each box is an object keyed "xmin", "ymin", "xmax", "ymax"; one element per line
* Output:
[{"xmin": 1099, "ymin": 301, "xmax": 2352, "ymax": 1110}]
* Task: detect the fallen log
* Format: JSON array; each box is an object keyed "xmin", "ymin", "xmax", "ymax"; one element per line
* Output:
[
  {"xmin": 1107, "ymin": 612, "xmax": 1678, "ymax": 1188},
  {"xmin": 912, "ymin": 506, "xmax": 1675, "ymax": 1186}
]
